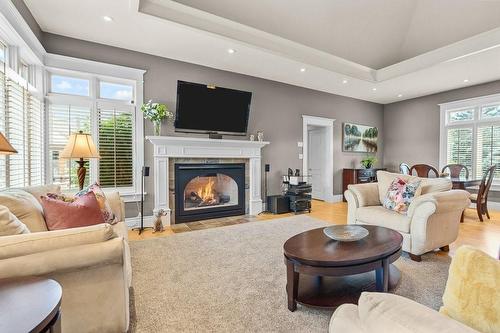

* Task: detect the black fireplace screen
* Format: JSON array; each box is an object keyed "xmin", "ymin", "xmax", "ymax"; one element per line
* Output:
[{"xmin": 175, "ymin": 163, "xmax": 245, "ymax": 223}]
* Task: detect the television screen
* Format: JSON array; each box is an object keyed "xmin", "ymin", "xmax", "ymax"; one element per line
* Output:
[{"xmin": 174, "ymin": 81, "xmax": 252, "ymax": 135}]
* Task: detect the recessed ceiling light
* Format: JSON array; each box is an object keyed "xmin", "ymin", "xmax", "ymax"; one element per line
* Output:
[
  {"xmin": 300, "ymin": 68, "xmax": 306, "ymax": 72},
  {"xmin": 372, "ymin": 87, "xmax": 377, "ymax": 91},
  {"xmin": 397, "ymin": 94, "xmax": 403, "ymax": 98},
  {"xmin": 227, "ymin": 48, "xmax": 235, "ymax": 54},
  {"xmin": 342, "ymin": 79, "xmax": 348, "ymax": 84},
  {"xmin": 103, "ymin": 16, "xmax": 113, "ymax": 22},
  {"xmin": 463, "ymin": 79, "xmax": 469, "ymax": 83}
]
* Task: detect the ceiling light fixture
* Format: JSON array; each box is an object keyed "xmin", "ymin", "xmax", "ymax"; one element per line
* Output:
[
  {"xmin": 463, "ymin": 79, "xmax": 470, "ymax": 83},
  {"xmin": 227, "ymin": 49, "xmax": 235, "ymax": 54},
  {"xmin": 372, "ymin": 87, "xmax": 377, "ymax": 91},
  {"xmin": 103, "ymin": 16, "xmax": 113, "ymax": 22},
  {"xmin": 342, "ymin": 79, "xmax": 348, "ymax": 84},
  {"xmin": 397, "ymin": 94, "xmax": 403, "ymax": 98},
  {"xmin": 300, "ymin": 68, "xmax": 306, "ymax": 72}
]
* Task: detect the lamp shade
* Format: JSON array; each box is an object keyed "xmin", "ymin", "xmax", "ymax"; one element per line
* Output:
[
  {"xmin": 0, "ymin": 132, "xmax": 17, "ymax": 155},
  {"xmin": 60, "ymin": 131, "xmax": 100, "ymax": 159}
]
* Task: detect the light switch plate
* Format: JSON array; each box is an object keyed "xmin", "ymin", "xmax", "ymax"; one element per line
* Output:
[
  {"xmin": 298, "ymin": 154, "xmax": 303, "ymax": 160},
  {"xmin": 297, "ymin": 141, "xmax": 303, "ymax": 147}
]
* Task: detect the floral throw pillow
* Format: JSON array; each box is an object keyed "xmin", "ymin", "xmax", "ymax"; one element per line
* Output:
[
  {"xmin": 75, "ymin": 183, "xmax": 117, "ymax": 224},
  {"xmin": 383, "ymin": 178, "xmax": 421, "ymax": 214}
]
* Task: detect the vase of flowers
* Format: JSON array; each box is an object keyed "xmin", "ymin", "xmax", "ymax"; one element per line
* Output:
[{"xmin": 141, "ymin": 100, "xmax": 173, "ymax": 136}]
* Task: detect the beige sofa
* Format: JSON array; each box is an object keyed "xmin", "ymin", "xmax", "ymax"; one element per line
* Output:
[
  {"xmin": 0, "ymin": 185, "xmax": 131, "ymax": 333},
  {"xmin": 344, "ymin": 171, "xmax": 470, "ymax": 261}
]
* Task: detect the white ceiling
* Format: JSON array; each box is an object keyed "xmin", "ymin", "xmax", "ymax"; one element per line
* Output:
[
  {"xmin": 22, "ymin": 0, "xmax": 500, "ymax": 104},
  {"xmin": 173, "ymin": 0, "xmax": 500, "ymax": 69}
]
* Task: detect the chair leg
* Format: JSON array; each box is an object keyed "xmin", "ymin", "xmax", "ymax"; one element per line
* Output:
[
  {"xmin": 476, "ymin": 202, "xmax": 484, "ymax": 222},
  {"xmin": 484, "ymin": 202, "xmax": 491, "ymax": 220},
  {"xmin": 440, "ymin": 245, "xmax": 449, "ymax": 252},
  {"xmin": 409, "ymin": 254, "xmax": 422, "ymax": 262}
]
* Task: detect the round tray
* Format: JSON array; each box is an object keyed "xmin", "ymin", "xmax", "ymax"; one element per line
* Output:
[{"xmin": 323, "ymin": 225, "xmax": 369, "ymax": 242}]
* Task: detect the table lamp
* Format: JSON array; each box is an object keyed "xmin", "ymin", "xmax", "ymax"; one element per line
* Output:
[
  {"xmin": 0, "ymin": 132, "xmax": 17, "ymax": 155},
  {"xmin": 60, "ymin": 131, "xmax": 100, "ymax": 190}
]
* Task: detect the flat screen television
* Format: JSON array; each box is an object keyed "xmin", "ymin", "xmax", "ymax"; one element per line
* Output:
[{"xmin": 174, "ymin": 80, "xmax": 252, "ymax": 136}]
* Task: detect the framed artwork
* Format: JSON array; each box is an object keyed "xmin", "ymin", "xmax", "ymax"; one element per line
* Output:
[{"xmin": 343, "ymin": 123, "xmax": 378, "ymax": 152}]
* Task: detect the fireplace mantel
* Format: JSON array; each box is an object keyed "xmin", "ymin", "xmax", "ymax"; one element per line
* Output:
[{"xmin": 146, "ymin": 136, "xmax": 270, "ymax": 225}]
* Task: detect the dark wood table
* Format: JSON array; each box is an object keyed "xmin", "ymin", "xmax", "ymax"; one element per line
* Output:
[
  {"xmin": 283, "ymin": 225, "xmax": 403, "ymax": 311},
  {"xmin": 0, "ymin": 277, "xmax": 62, "ymax": 333},
  {"xmin": 447, "ymin": 177, "xmax": 481, "ymax": 190}
]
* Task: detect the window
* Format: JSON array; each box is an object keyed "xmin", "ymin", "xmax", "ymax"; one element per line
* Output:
[
  {"xmin": 50, "ymin": 75, "xmax": 90, "ymax": 96},
  {"xmin": 47, "ymin": 72, "xmax": 140, "ymax": 194},
  {"xmin": 99, "ymin": 81, "xmax": 134, "ymax": 102},
  {"xmin": 440, "ymin": 94, "xmax": 500, "ymax": 185}
]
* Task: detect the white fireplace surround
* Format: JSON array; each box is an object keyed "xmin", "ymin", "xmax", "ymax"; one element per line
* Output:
[{"xmin": 146, "ymin": 136, "xmax": 270, "ymax": 225}]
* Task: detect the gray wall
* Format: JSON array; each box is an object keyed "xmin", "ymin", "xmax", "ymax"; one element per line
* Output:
[
  {"xmin": 384, "ymin": 80, "xmax": 500, "ymax": 171},
  {"xmin": 43, "ymin": 33, "xmax": 384, "ymax": 218}
]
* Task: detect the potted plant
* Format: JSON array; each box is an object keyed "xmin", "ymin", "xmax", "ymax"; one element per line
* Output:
[
  {"xmin": 360, "ymin": 155, "xmax": 377, "ymax": 169},
  {"xmin": 141, "ymin": 100, "xmax": 173, "ymax": 136}
]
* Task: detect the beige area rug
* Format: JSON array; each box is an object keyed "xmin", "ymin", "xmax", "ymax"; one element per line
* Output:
[{"xmin": 129, "ymin": 215, "xmax": 450, "ymax": 332}]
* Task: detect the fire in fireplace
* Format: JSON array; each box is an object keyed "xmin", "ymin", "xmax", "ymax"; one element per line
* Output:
[{"xmin": 175, "ymin": 163, "xmax": 245, "ymax": 222}]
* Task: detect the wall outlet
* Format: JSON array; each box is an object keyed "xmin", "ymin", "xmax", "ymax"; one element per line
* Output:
[
  {"xmin": 297, "ymin": 141, "xmax": 303, "ymax": 147},
  {"xmin": 298, "ymin": 153, "xmax": 303, "ymax": 160}
]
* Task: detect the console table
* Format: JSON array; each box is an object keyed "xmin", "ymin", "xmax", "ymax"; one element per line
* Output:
[{"xmin": 342, "ymin": 168, "xmax": 386, "ymax": 201}]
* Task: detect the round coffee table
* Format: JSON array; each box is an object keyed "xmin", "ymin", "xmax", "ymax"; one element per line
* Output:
[{"xmin": 283, "ymin": 225, "xmax": 403, "ymax": 311}]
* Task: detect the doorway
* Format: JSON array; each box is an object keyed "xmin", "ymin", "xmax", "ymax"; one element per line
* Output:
[{"xmin": 302, "ymin": 115, "xmax": 335, "ymax": 202}]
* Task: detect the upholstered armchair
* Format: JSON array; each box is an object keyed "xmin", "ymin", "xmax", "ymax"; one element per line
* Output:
[{"xmin": 344, "ymin": 171, "xmax": 470, "ymax": 261}]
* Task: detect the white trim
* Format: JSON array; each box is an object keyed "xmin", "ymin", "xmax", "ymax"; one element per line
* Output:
[
  {"xmin": 331, "ymin": 194, "xmax": 343, "ymax": 203},
  {"xmin": 125, "ymin": 215, "xmax": 154, "ymax": 229},
  {"xmin": 485, "ymin": 201, "xmax": 500, "ymax": 211},
  {"xmin": 302, "ymin": 115, "xmax": 335, "ymax": 203}
]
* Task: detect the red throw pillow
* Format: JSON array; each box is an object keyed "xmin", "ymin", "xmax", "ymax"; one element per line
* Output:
[{"xmin": 41, "ymin": 192, "xmax": 105, "ymax": 230}]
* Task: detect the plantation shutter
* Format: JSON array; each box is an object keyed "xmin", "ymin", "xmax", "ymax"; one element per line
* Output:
[
  {"xmin": 446, "ymin": 127, "xmax": 473, "ymax": 173},
  {"xmin": 476, "ymin": 125, "xmax": 500, "ymax": 179},
  {"xmin": 0, "ymin": 67, "xmax": 6, "ymax": 189},
  {"xmin": 28, "ymin": 95, "xmax": 44, "ymax": 186},
  {"xmin": 6, "ymin": 79, "xmax": 26, "ymax": 187},
  {"xmin": 48, "ymin": 103, "xmax": 91, "ymax": 190},
  {"xmin": 98, "ymin": 105, "xmax": 134, "ymax": 189}
]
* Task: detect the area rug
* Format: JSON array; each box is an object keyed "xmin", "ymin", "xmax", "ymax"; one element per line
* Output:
[{"xmin": 129, "ymin": 215, "xmax": 450, "ymax": 332}]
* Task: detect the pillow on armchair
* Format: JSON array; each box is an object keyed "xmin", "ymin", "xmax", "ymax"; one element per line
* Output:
[{"xmin": 383, "ymin": 177, "xmax": 421, "ymax": 214}]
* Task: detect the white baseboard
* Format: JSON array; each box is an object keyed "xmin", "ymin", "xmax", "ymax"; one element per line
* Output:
[
  {"xmin": 125, "ymin": 215, "xmax": 154, "ymax": 229},
  {"xmin": 467, "ymin": 201, "xmax": 500, "ymax": 210},
  {"xmin": 331, "ymin": 194, "xmax": 344, "ymax": 203}
]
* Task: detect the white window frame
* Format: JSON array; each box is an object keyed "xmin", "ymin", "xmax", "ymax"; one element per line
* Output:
[
  {"xmin": 439, "ymin": 92, "xmax": 500, "ymax": 189},
  {"xmin": 44, "ymin": 54, "xmax": 145, "ymax": 201}
]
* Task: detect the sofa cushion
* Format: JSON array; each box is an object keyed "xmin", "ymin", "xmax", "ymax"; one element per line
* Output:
[
  {"xmin": 41, "ymin": 192, "xmax": 105, "ymax": 231},
  {"xmin": 0, "ymin": 223, "xmax": 116, "ymax": 260},
  {"xmin": 383, "ymin": 177, "xmax": 421, "ymax": 214},
  {"xmin": 22, "ymin": 185, "xmax": 61, "ymax": 205},
  {"xmin": 358, "ymin": 292, "xmax": 478, "ymax": 333},
  {"xmin": 0, "ymin": 189, "xmax": 47, "ymax": 232},
  {"xmin": 440, "ymin": 246, "xmax": 500, "ymax": 333},
  {"xmin": 356, "ymin": 206, "xmax": 411, "ymax": 233},
  {"xmin": 0, "ymin": 204, "xmax": 29, "ymax": 236}
]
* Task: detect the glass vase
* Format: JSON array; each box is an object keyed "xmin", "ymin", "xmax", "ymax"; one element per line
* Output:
[{"xmin": 153, "ymin": 120, "xmax": 162, "ymax": 136}]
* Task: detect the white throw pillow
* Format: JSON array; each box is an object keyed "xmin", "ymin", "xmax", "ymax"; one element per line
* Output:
[{"xmin": 0, "ymin": 204, "xmax": 30, "ymax": 236}]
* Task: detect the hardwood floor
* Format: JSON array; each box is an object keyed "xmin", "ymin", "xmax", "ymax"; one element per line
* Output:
[{"xmin": 128, "ymin": 200, "xmax": 500, "ymax": 258}]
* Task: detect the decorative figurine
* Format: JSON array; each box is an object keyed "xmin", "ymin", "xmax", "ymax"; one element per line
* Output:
[
  {"xmin": 153, "ymin": 209, "xmax": 166, "ymax": 233},
  {"xmin": 257, "ymin": 131, "xmax": 264, "ymax": 142},
  {"xmin": 249, "ymin": 134, "xmax": 255, "ymax": 141}
]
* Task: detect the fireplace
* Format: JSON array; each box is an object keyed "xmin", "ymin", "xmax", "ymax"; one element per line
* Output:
[{"xmin": 174, "ymin": 163, "xmax": 245, "ymax": 222}]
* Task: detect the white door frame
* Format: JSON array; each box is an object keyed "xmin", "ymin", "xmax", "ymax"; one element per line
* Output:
[{"xmin": 302, "ymin": 115, "xmax": 335, "ymax": 202}]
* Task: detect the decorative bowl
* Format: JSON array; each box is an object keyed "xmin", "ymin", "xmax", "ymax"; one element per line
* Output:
[{"xmin": 323, "ymin": 225, "xmax": 369, "ymax": 242}]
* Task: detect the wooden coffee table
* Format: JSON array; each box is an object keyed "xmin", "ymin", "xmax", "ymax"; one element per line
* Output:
[{"xmin": 283, "ymin": 225, "xmax": 403, "ymax": 311}]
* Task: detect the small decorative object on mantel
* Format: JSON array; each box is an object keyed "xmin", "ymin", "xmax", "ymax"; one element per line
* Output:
[
  {"xmin": 257, "ymin": 131, "xmax": 264, "ymax": 142},
  {"xmin": 141, "ymin": 100, "xmax": 173, "ymax": 136},
  {"xmin": 249, "ymin": 134, "xmax": 255, "ymax": 141},
  {"xmin": 360, "ymin": 155, "xmax": 377, "ymax": 169},
  {"xmin": 152, "ymin": 209, "xmax": 166, "ymax": 233}
]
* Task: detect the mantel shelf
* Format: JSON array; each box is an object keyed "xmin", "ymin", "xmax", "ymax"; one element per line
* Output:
[{"xmin": 146, "ymin": 136, "xmax": 269, "ymax": 149}]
